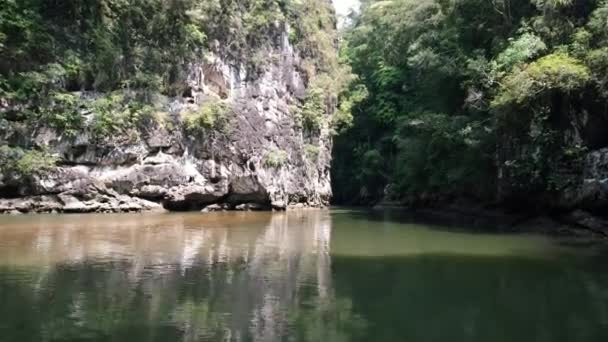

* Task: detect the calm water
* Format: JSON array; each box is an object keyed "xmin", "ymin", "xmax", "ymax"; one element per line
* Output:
[{"xmin": 0, "ymin": 209, "xmax": 608, "ymax": 342}]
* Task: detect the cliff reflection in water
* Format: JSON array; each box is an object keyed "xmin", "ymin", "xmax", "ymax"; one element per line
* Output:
[
  {"xmin": 0, "ymin": 211, "xmax": 355, "ymax": 342},
  {"xmin": 3, "ymin": 210, "xmax": 608, "ymax": 342}
]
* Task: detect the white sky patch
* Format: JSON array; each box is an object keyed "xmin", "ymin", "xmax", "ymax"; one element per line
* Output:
[{"xmin": 333, "ymin": 0, "xmax": 360, "ymax": 17}]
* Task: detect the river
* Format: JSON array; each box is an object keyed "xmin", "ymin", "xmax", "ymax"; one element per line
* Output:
[{"xmin": 0, "ymin": 209, "xmax": 607, "ymax": 341}]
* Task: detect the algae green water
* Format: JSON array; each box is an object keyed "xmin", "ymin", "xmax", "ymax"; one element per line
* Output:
[{"xmin": 0, "ymin": 209, "xmax": 607, "ymax": 342}]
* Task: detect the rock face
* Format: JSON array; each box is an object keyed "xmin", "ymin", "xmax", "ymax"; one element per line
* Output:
[
  {"xmin": 492, "ymin": 95, "xmax": 608, "ymax": 234},
  {"xmin": 577, "ymin": 148, "xmax": 608, "ymax": 208},
  {"xmin": 0, "ymin": 27, "xmax": 334, "ymax": 214},
  {"xmin": 496, "ymin": 106, "xmax": 608, "ymax": 208},
  {"xmin": 556, "ymin": 147, "xmax": 608, "ymax": 218}
]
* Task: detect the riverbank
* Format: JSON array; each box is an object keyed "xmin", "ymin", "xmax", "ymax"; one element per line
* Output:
[
  {"xmin": 372, "ymin": 201, "xmax": 608, "ymax": 239},
  {"xmin": 4, "ymin": 193, "xmax": 606, "ymax": 240},
  {"xmin": 0, "ymin": 193, "xmax": 327, "ymax": 215}
]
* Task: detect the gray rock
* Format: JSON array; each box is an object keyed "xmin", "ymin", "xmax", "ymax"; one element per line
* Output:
[
  {"xmin": 557, "ymin": 148, "xmax": 608, "ymax": 210},
  {"xmin": 271, "ymin": 200, "xmax": 286, "ymax": 210},
  {"xmin": 562, "ymin": 210, "xmax": 608, "ymax": 236},
  {"xmin": 202, "ymin": 203, "xmax": 226, "ymax": 212},
  {"xmin": 235, "ymin": 203, "xmax": 267, "ymax": 211}
]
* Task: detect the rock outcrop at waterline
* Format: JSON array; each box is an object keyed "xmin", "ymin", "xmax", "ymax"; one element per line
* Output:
[{"xmin": 0, "ymin": 28, "xmax": 334, "ymax": 214}]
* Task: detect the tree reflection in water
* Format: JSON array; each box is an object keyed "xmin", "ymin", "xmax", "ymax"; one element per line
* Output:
[
  {"xmin": 3, "ymin": 210, "xmax": 608, "ymax": 342},
  {"xmin": 0, "ymin": 211, "xmax": 362, "ymax": 342}
]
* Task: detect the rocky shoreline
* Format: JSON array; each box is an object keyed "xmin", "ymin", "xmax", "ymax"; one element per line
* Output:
[
  {"xmin": 365, "ymin": 145, "xmax": 608, "ymax": 239},
  {"xmin": 0, "ymin": 193, "xmax": 326, "ymax": 215},
  {"xmin": 372, "ymin": 201, "xmax": 608, "ymax": 239},
  {"xmin": 4, "ymin": 193, "xmax": 607, "ymax": 241}
]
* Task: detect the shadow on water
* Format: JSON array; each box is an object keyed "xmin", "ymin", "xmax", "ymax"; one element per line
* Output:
[
  {"xmin": 0, "ymin": 210, "xmax": 608, "ymax": 341},
  {"xmin": 331, "ymin": 253, "xmax": 608, "ymax": 342},
  {"xmin": 345, "ymin": 206, "xmax": 608, "ymax": 258},
  {"xmin": 330, "ymin": 206, "xmax": 518, "ymax": 234}
]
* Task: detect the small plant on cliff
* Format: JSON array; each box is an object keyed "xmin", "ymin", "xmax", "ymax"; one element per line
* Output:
[
  {"xmin": 304, "ymin": 144, "xmax": 320, "ymax": 162},
  {"xmin": 89, "ymin": 92, "xmax": 157, "ymax": 140},
  {"xmin": 332, "ymin": 83, "xmax": 367, "ymax": 134},
  {"xmin": 264, "ymin": 149, "xmax": 288, "ymax": 168},
  {"xmin": 182, "ymin": 100, "xmax": 230, "ymax": 134},
  {"xmin": 0, "ymin": 146, "xmax": 58, "ymax": 178},
  {"xmin": 36, "ymin": 92, "xmax": 85, "ymax": 137},
  {"xmin": 297, "ymin": 70, "xmax": 358, "ymax": 135},
  {"xmin": 298, "ymin": 87, "xmax": 326, "ymax": 133}
]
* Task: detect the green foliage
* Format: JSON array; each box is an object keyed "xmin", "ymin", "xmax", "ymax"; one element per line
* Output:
[
  {"xmin": 334, "ymin": 0, "xmax": 507, "ymax": 203},
  {"xmin": 287, "ymin": 0, "xmax": 340, "ymax": 74},
  {"xmin": 88, "ymin": 92, "xmax": 158, "ymax": 139},
  {"xmin": 333, "ymin": 0, "xmax": 608, "ymax": 205},
  {"xmin": 0, "ymin": 0, "xmax": 208, "ymax": 94},
  {"xmin": 299, "ymin": 87, "xmax": 326, "ymax": 133},
  {"xmin": 333, "ymin": 83, "xmax": 367, "ymax": 133},
  {"xmin": 490, "ymin": 51, "xmax": 591, "ymax": 196},
  {"xmin": 492, "ymin": 53, "xmax": 590, "ymax": 107},
  {"xmin": 392, "ymin": 113, "xmax": 495, "ymax": 196},
  {"xmin": 494, "ymin": 33, "xmax": 547, "ymax": 72},
  {"xmin": 0, "ymin": 61, "xmax": 86, "ymax": 135},
  {"xmin": 588, "ymin": 1, "xmax": 608, "ymax": 44},
  {"xmin": 193, "ymin": 0, "xmax": 289, "ymax": 72},
  {"xmin": 282, "ymin": 0, "xmax": 354, "ymax": 137},
  {"xmin": 182, "ymin": 100, "xmax": 230, "ymax": 134},
  {"xmin": 39, "ymin": 92, "xmax": 84, "ymax": 136},
  {"xmin": 298, "ymin": 66, "xmax": 358, "ymax": 135},
  {"xmin": 90, "ymin": 93, "xmax": 127, "ymax": 138},
  {"xmin": 0, "ymin": 146, "xmax": 57, "ymax": 178},
  {"xmin": 0, "ymin": 0, "xmax": 345, "ymax": 106},
  {"xmin": 356, "ymin": 148, "xmax": 386, "ymax": 200},
  {"xmin": 264, "ymin": 149, "xmax": 288, "ymax": 168},
  {"xmin": 498, "ymin": 111, "xmax": 586, "ymax": 194},
  {"xmin": 0, "ymin": 0, "xmax": 346, "ymax": 147},
  {"xmin": 15, "ymin": 149, "xmax": 57, "ymax": 176},
  {"xmin": 586, "ymin": 48, "xmax": 608, "ymax": 96},
  {"xmin": 304, "ymin": 144, "xmax": 320, "ymax": 162},
  {"xmin": 532, "ymin": 0, "xmax": 574, "ymax": 11}
]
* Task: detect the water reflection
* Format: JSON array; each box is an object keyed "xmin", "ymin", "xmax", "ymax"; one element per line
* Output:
[
  {"xmin": 1, "ymin": 210, "xmax": 608, "ymax": 342},
  {"xmin": 0, "ymin": 211, "xmax": 343, "ymax": 342}
]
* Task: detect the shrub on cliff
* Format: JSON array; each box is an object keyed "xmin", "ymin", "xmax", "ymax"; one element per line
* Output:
[
  {"xmin": 304, "ymin": 144, "xmax": 321, "ymax": 162},
  {"xmin": 89, "ymin": 92, "xmax": 158, "ymax": 140},
  {"xmin": 264, "ymin": 149, "xmax": 288, "ymax": 168},
  {"xmin": 492, "ymin": 53, "xmax": 590, "ymax": 108},
  {"xmin": 0, "ymin": 146, "xmax": 57, "ymax": 178},
  {"xmin": 182, "ymin": 100, "xmax": 230, "ymax": 134}
]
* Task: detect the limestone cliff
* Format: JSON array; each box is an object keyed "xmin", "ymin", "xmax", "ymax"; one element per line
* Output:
[{"xmin": 0, "ymin": 2, "xmax": 342, "ymax": 213}]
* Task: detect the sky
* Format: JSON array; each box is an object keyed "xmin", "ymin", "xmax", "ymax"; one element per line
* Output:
[{"xmin": 332, "ymin": 0, "xmax": 360, "ymax": 17}]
